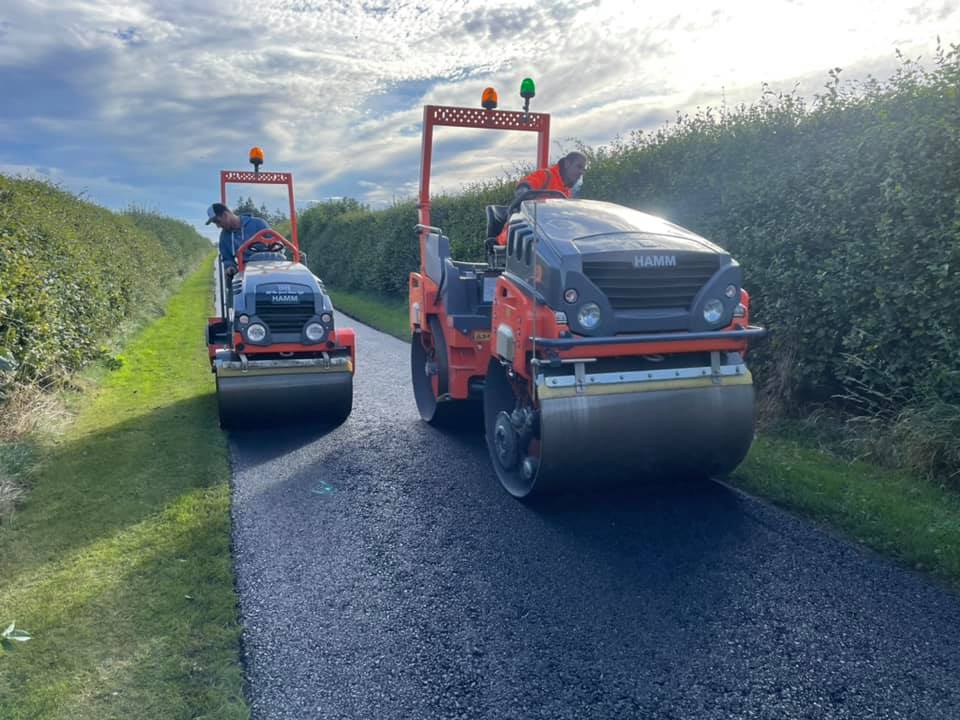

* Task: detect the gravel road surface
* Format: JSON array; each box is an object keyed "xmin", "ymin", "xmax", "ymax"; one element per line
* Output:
[{"xmin": 229, "ymin": 316, "xmax": 960, "ymax": 720}]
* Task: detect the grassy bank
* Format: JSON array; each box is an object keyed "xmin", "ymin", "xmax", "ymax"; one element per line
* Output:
[
  {"xmin": 0, "ymin": 257, "xmax": 247, "ymax": 719},
  {"xmin": 330, "ymin": 288, "xmax": 409, "ymax": 340},
  {"xmin": 733, "ymin": 437, "xmax": 960, "ymax": 586},
  {"xmin": 336, "ymin": 290, "xmax": 960, "ymax": 587}
]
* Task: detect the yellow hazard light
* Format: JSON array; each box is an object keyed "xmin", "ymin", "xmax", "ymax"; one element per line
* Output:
[
  {"xmin": 481, "ymin": 87, "xmax": 498, "ymax": 110},
  {"xmin": 249, "ymin": 146, "xmax": 264, "ymax": 170}
]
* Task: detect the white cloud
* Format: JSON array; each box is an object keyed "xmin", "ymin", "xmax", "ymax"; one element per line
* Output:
[
  {"xmin": 0, "ymin": 0, "xmax": 955, "ymax": 223},
  {"xmin": 0, "ymin": 162, "xmax": 140, "ymax": 197}
]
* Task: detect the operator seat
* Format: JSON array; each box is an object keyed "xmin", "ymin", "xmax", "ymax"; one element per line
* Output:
[
  {"xmin": 485, "ymin": 205, "xmax": 509, "ymax": 239},
  {"xmin": 485, "ymin": 205, "xmax": 510, "ymax": 269}
]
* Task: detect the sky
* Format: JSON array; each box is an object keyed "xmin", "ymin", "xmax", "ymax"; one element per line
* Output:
[{"xmin": 1, "ymin": 0, "xmax": 956, "ymax": 241}]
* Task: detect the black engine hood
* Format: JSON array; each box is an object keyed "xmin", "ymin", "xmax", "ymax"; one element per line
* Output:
[
  {"xmin": 520, "ymin": 198, "xmax": 724, "ymax": 256},
  {"xmin": 233, "ymin": 261, "xmax": 334, "ymax": 319},
  {"xmin": 504, "ymin": 199, "xmax": 741, "ymax": 336}
]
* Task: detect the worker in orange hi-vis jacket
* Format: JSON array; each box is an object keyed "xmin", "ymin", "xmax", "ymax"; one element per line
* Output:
[
  {"xmin": 497, "ymin": 151, "xmax": 587, "ymax": 245},
  {"xmin": 517, "ymin": 151, "xmax": 587, "ymax": 198}
]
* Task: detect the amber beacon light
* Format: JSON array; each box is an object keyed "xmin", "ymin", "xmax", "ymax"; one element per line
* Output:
[
  {"xmin": 249, "ymin": 146, "xmax": 265, "ymax": 172},
  {"xmin": 481, "ymin": 87, "xmax": 498, "ymax": 110}
]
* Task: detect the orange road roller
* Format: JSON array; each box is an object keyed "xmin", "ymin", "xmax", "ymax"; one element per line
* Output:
[
  {"xmin": 409, "ymin": 82, "xmax": 766, "ymax": 498},
  {"xmin": 206, "ymin": 150, "xmax": 355, "ymax": 429}
]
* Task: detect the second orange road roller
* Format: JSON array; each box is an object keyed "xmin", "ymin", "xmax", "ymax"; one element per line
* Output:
[
  {"xmin": 408, "ymin": 81, "xmax": 766, "ymax": 498},
  {"xmin": 206, "ymin": 149, "xmax": 356, "ymax": 429}
]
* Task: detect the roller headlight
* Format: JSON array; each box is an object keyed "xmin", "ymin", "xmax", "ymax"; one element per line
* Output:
[
  {"xmin": 246, "ymin": 323, "xmax": 267, "ymax": 342},
  {"xmin": 563, "ymin": 288, "xmax": 579, "ymax": 304},
  {"xmin": 703, "ymin": 299, "xmax": 724, "ymax": 325},
  {"xmin": 320, "ymin": 312, "xmax": 333, "ymax": 323},
  {"xmin": 305, "ymin": 322, "xmax": 326, "ymax": 341},
  {"xmin": 724, "ymin": 284, "xmax": 738, "ymax": 299},
  {"xmin": 577, "ymin": 302, "xmax": 601, "ymax": 330},
  {"xmin": 238, "ymin": 314, "xmax": 250, "ymax": 325}
]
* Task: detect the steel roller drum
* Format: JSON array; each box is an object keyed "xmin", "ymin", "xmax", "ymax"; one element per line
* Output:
[
  {"xmin": 532, "ymin": 379, "xmax": 756, "ymax": 493},
  {"xmin": 216, "ymin": 370, "xmax": 353, "ymax": 429}
]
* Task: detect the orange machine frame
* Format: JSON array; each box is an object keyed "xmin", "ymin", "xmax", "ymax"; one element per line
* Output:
[
  {"xmin": 411, "ymin": 105, "xmax": 551, "ymax": 401},
  {"xmin": 220, "ymin": 170, "xmax": 299, "ymax": 249},
  {"xmin": 416, "ymin": 104, "xmax": 549, "ymax": 260}
]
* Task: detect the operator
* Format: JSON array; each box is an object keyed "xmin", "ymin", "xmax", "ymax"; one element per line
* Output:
[
  {"xmin": 515, "ymin": 151, "xmax": 587, "ymax": 200},
  {"xmin": 205, "ymin": 202, "xmax": 270, "ymax": 280},
  {"xmin": 496, "ymin": 151, "xmax": 587, "ymax": 245}
]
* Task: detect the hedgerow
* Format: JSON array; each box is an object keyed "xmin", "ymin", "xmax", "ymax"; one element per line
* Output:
[
  {"xmin": 582, "ymin": 49, "xmax": 960, "ymax": 416},
  {"xmin": 301, "ymin": 47, "xmax": 960, "ymax": 425},
  {"xmin": 0, "ymin": 177, "xmax": 210, "ymax": 388}
]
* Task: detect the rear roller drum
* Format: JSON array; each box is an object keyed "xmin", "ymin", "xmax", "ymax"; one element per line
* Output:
[{"xmin": 410, "ymin": 316, "xmax": 479, "ymax": 429}]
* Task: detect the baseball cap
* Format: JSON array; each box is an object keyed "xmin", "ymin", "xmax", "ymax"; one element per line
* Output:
[{"xmin": 205, "ymin": 202, "xmax": 229, "ymax": 225}]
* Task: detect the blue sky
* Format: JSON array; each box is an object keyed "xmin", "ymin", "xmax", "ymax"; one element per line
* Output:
[{"xmin": 1, "ymin": 0, "xmax": 956, "ymax": 241}]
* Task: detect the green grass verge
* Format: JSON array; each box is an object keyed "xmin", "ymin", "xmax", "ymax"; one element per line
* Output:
[
  {"xmin": 0, "ymin": 257, "xmax": 248, "ymax": 720},
  {"xmin": 329, "ymin": 288, "xmax": 408, "ymax": 340},
  {"xmin": 730, "ymin": 436, "xmax": 960, "ymax": 587},
  {"xmin": 334, "ymin": 288, "xmax": 960, "ymax": 587}
]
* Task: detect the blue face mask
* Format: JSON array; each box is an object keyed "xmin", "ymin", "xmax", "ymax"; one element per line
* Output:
[{"xmin": 572, "ymin": 175, "xmax": 584, "ymax": 197}]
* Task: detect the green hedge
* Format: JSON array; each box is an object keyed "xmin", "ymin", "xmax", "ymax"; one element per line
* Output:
[
  {"xmin": 300, "ymin": 49, "xmax": 959, "ymax": 411},
  {"xmin": 581, "ymin": 54, "xmax": 960, "ymax": 408},
  {"xmin": 0, "ymin": 177, "xmax": 210, "ymax": 385}
]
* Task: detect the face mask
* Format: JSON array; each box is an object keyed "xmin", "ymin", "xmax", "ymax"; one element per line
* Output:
[{"xmin": 572, "ymin": 175, "xmax": 584, "ymax": 196}]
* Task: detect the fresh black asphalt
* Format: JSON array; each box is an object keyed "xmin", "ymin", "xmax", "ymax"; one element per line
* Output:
[{"xmin": 228, "ymin": 316, "xmax": 960, "ymax": 720}]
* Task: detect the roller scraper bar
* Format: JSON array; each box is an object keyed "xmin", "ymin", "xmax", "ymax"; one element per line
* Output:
[{"xmin": 532, "ymin": 325, "xmax": 767, "ymax": 349}]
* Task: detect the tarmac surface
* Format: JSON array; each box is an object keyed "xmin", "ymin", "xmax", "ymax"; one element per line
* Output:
[{"xmin": 228, "ymin": 315, "xmax": 960, "ymax": 720}]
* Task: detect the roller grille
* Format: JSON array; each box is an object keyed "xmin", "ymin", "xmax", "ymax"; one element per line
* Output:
[
  {"xmin": 582, "ymin": 254, "xmax": 721, "ymax": 310},
  {"xmin": 255, "ymin": 299, "xmax": 314, "ymax": 334}
]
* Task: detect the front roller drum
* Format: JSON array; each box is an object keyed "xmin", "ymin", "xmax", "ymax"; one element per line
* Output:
[
  {"xmin": 484, "ymin": 361, "xmax": 756, "ymax": 499},
  {"xmin": 216, "ymin": 371, "xmax": 353, "ymax": 430}
]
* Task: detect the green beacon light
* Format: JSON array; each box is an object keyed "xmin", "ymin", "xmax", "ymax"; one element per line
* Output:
[{"xmin": 520, "ymin": 78, "xmax": 536, "ymax": 121}]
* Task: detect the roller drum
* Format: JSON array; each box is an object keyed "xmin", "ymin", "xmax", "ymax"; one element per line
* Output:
[
  {"xmin": 486, "ymin": 356, "xmax": 757, "ymax": 498},
  {"xmin": 535, "ymin": 383, "xmax": 755, "ymax": 492},
  {"xmin": 216, "ymin": 371, "xmax": 353, "ymax": 429}
]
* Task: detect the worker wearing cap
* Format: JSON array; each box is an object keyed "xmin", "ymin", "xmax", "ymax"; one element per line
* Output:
[
  {"xmin": 496, "ymin": 152, "xmax": 587, "ymax": 245},
  {"xmin": 206, "ymin": 203, "xmax": 270, "ymax": 279}
]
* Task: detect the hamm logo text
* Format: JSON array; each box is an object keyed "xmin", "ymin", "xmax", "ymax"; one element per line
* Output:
[{"xmin": 633, "ymin": 255, "xmax": 677, "ymax": 269}]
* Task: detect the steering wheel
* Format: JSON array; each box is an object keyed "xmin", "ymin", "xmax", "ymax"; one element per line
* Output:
[
  {"xmin": 507, "ymin": 189, "xmax": 568, "ymax": 217},
  {"xmin": 236, "ymin": 229, "xmax": 301, "ymax": 272}
]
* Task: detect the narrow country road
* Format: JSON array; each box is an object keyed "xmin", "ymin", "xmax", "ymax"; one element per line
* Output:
[{"xmin": 228, "ymin": 315, "xmax": 960, "ymax": 720}]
